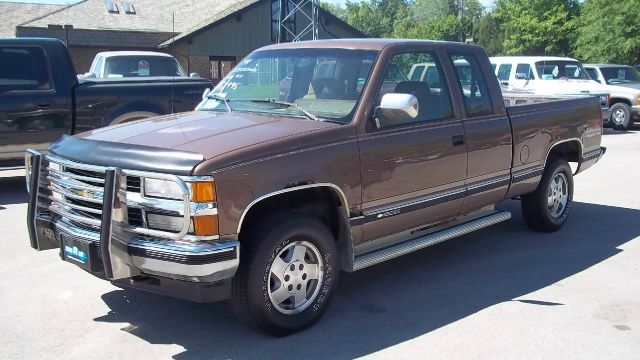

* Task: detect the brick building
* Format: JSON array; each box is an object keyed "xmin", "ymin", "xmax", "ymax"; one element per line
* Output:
[{"xmin": 2, "ymin": 0, "xmax": 364, "ymax": 79}]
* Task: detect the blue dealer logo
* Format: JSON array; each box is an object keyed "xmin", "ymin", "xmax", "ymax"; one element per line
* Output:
[{"xmin": 64, "ymin": 245, "xmax": 88, "ymax": 263}]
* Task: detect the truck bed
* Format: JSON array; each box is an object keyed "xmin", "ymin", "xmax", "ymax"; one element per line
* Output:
[{"xmin": 507, "ymin": 95, "xmax": 603, "ymax": 179}]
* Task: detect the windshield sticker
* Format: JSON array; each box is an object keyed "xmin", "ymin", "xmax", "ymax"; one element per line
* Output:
[{"xmin": 138, "ymin": 60, "xmax": 150, "ymax": 76}]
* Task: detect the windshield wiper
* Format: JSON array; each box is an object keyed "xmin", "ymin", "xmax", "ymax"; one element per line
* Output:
[
  {"xmin": 249, "ymin": 98, "xmax": 320, "ymax": 122},
  {"xmin": 207, "ymin": 93, "xmax": 232, "ymax": 113}
]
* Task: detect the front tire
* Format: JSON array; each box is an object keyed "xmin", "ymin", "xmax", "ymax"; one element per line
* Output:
[
  {"xmin": 610, "ymin": 103, "xmax": 632, "ymax": 130},
  {"xmin": 521, "ymin": 158, "xmax": 573, "ymax": 232},
  {"xmin": 231, "ymin": 214, "xmax": 339, "ymax": 335}
]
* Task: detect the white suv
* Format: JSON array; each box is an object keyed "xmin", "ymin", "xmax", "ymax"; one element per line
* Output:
[
  {"xmin": 490, "ymin": 56, "xmax": 610, "ymax": 119},
  {"xmin": 584, "ymin": 64, "xmax": 640, "ymax": 130}
]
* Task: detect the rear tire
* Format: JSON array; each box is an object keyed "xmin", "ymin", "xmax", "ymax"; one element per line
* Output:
[
  {"xmin": 610, "ymin": 103, "xmax": 632, "ymax": 130},
  {"xmin": 521, "ymin": 158, "xmax": 573, "ymax": 232},
  {"xmin": 231, "ymin": 214, "xmax": 339, "ymax": 335}
]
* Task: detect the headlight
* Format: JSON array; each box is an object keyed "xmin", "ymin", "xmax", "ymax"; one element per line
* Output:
[
  {"xmin": 144, "ymin": 178, "xmax": 184, "ymax": 200},
  {"xmin": 600, "ymin": 95, "xmax": 609, "ymax": 105}
]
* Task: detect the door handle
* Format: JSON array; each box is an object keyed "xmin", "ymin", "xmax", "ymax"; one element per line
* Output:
[
  {"xmin": 36, "ymin": 101, "xmax": 51, "ymax": 107},
  {"xmin": 452, "ymin": 135, "xmax": 465, "ymax": 146}
]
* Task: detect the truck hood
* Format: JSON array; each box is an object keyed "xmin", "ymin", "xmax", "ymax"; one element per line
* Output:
[
  {"xmin": 528, "ymin": 79, "xmax": 609, "ymax": 96},
  {"xmin": 80, "ymin": 110, "xmax": 338, "ymax": 161},
  {"xmin": 611, "ymin": 82, "xmax": 640, "ymax": 91}
]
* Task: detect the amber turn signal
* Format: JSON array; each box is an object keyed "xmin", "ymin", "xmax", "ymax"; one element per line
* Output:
[
  {"xmin": 193, "ymin": 215, "xmax": 219, "ymax": 236},
  {"xmin": 191, "ymin": 181, "xmax": 216, "ymax": 202}
]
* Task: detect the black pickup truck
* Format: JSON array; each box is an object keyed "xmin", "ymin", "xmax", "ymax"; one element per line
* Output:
[{"xmin": 0, "ymin": 38, "xmax": 211, "ymax": 168}]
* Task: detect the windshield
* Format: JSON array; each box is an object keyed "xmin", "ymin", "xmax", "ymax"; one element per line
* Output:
[
  {"xmin": 198, "ymin": 48, "xmax": 378, "ymax": 122},
  {"xmin": 600, "ymin": 67, "xmax": 640, "ymax": 84},
  {"xmin": 103, "ymin": 56, "xmax": 186, "ymax": 78},
  {"xmin": 535, "ymin": 60, "xmax": 590, "ymax": 80}
]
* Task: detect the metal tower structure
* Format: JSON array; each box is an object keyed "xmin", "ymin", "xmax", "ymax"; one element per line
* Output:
[{"xmin": 277, "ymin": 0, "xmax": 319, "ymax": 43}]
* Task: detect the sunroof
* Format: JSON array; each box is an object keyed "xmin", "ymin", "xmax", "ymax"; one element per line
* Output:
[
  {"xmin": 104, "ymin": 1, "xmax": 118, "ymax": 13},
  {"xmin": 123, "ymin": 2, "xmax": 136, "ymax": 14}
]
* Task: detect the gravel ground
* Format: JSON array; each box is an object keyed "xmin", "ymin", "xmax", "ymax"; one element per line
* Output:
[{"xmin": 0, "ymin": 128, "xmax": 638, "ymax": 360}]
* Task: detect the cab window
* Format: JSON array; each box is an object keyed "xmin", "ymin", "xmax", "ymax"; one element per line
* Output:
[
  {"xmin": 449, "ymin": 54, "xmax": 493, "ymax": 117},
  {"xmin": 497, "ymin": 64, "xmax": 512, "ymax": 82},
  {"xmin": 375, "ymin": 51, "xmax": 453, "ymax": 127},
  {"xmin": 515, "ymin": 63, "xmax": 535, "ymax": 80},
  {"xmin": 0, "ymin": 46, "xmax": 52, "ymax": 91}
]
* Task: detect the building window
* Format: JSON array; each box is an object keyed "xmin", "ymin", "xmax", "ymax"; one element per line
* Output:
[
  {"xmin": 122, "ymin": 2, "xmax": 136, "ymax": 14},
  {"xmin": 104, "ymin": 1, "xmax": 118, "ymax": 13},
  {"xmin": 271, "ymin": 0, "xmax": 296, "ymax": 43}
]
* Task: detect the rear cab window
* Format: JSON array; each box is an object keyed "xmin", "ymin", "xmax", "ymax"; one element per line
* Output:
[
  {"xmin": 497, "ymin": 64, "xmax": 512, "ymax": 82},
  {"xmin": 448, "ymin": 53, "xmax": 493, "ymax": 117},
  {"xmin": 515, "ymin": 63, "xmax": 535, "ymax": 80},
  {"xmin": 0, "ymin": 46, "xmax": 52, "ymax": 91},
  {"xmin": 585, "ymin": 68, "xmax": 600, "ymax": 82}
]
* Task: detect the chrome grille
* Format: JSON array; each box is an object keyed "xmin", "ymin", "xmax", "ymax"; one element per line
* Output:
[
  {"xmin": 43, "ymin": 155, "xmax": 107, "ymax": 232},
  {"xmin": 126, "ymin": 176, "xmax": 141, "ymax": 192}
]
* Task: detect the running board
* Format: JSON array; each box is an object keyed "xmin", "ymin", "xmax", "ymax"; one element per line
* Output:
[{"xmin": 352, "ymin": 211, "xmax": 512, "ymax": 271}]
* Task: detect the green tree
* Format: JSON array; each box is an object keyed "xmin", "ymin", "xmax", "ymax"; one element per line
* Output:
[
  {"xmin": 573, "ymin": 0, "xmax": 640, "ymax": 64},
  {"xmin": 320, "ymin": 2, "xmax": 347, "ymax": 20},
  {"xmin": 494, "ymin": 0, "xmax": 580, "ymax": 56},
  {"xmin": 475, "ymin": 12, "xmax": 504, "ymax": 55},
  {"xmin": 345, "ymin": 0, "xmax": 409, "ymax": 38},
  {"xmin": 395, "ymin": 0, "xmax": 482, "ymax": 41}
]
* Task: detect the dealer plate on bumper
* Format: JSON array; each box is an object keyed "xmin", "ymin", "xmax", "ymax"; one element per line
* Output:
[{"xmin": 60, "ymin": 235, "xmax": 103, "ymax": 273}]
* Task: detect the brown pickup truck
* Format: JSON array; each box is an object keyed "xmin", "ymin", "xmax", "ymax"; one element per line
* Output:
[{"xmin": 26, "ymin": 39, "xmax": 605, "ymax": 335}]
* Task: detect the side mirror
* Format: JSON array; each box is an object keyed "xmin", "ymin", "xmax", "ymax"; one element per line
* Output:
[
  {"xmin": 374, "ymin": 93, "xmax": 419, "ymax": 128},
  {"xmin": 201, "ymin": 88, "xmax": 211, "ymax": 100},
  {"xmin": 190, "ymin": 72, "xmax": 202, "ymax": 78}
]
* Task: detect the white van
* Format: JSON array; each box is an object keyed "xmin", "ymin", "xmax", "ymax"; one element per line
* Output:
[{"xmin": 490, "ymin": 56, "xmax": 610, "ymax": 118}]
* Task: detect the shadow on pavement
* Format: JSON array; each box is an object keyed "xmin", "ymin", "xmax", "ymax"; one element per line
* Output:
[
  {"xmin": 0, "ymin": 176, "xmax": 28, "ymax": 206},
  {"xmin": 95, "ymin": 200, "xmax": 640, "ymax": 359}
]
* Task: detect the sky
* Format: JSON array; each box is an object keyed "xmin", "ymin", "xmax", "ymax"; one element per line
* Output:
[{"xmin": 2, "ymin": 0, "xmax": 496, "ymax": 8}]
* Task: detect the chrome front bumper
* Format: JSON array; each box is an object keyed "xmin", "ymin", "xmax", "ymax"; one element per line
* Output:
[{"xmin": 26, "ymin": 150, "xmax": 239, "ymax": 289}]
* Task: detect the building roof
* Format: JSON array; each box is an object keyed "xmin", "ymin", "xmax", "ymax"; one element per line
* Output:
[
  {"xmin": 159, "ymin": 0, "xmax": 366, "ymax": 47},
  {"xmin": 21, "ymin": 0, "xmax": 241, "ymax": 33},
  {"xmin": 0, "ymin": 1, "xmax": 64, "ymax": 37}
]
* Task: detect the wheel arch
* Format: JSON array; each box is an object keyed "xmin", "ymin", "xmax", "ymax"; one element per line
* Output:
[
  {"xmin": 610, "ymin": 97, "xmax": 632, "ymax": 107},
  {"xmin": 545, "ymin": 138, "xmax": 583, "ymax": 168},
  {"xmin": 110, "ymin": 111, "xmax": 160, "ymax": 125},
  {"xmin": 237, "ymin": 183, "xmax": 355, "ymax": 271}
]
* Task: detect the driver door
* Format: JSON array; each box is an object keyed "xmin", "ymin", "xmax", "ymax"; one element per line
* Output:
[{"xmin": 357, "ymin": 49, "xmax": 467, "ymax": 249}]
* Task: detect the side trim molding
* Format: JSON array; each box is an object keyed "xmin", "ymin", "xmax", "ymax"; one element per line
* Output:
[{"xmin": 351, "ymin": 175, "xmax": 511, "ymax": 227}]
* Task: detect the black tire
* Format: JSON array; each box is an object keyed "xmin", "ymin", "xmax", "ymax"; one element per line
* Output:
[
  {"xmin": 231, "ymin": 214, "xmax": 339, "ymax": 335},
  {"xmin": 609, "ymin": 103, "xmax": 632, "ymax": 130},
  {"xmin": 521, "ymin": 158, "xmax": 573, "ymax": 232}
]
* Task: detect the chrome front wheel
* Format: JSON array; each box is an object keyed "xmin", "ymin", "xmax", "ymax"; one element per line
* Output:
[
  {"xmin": 230, "ymin": 214, "xmax": 338, "ymax": 335},
  {"xmin": 268, "ymin": 241, "xmax": 324, "ymax": 315}
]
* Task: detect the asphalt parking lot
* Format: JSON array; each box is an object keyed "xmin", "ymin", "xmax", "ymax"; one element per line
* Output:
[{"xmin": 1, "ymin": 128, "xmax": 638, "ymax": 360}]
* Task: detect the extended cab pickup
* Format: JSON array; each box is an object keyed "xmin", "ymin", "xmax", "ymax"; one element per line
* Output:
[
  {"xmin": 0, "ymin": 38, "xmax": 211, "ymax": 168},
  {"xmin": 584, "ymin": 64, "xmax": 640, "ymax": 130},
  {"xmin": 26, "ymin": 39, "xmax": 605, "ymax": 335},
  {"xmin": 490, "ymin": 56, "xmax": 611, "ymax": 119}
]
